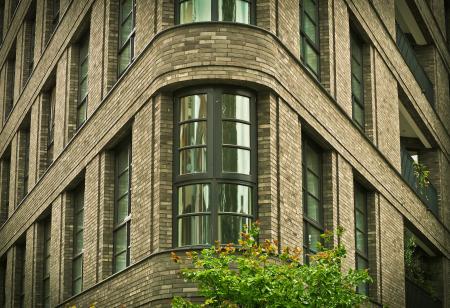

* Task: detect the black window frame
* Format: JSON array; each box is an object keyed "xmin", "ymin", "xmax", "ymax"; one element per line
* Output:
[
  {"xmin": 76, "ymin": 32, "xmax": 90, "ymax": 129},
  {"xmin": 17, "ymin": 242, "xmax": 26, "ymax": 308},
  {"xmin": 47, "ymin": 86, "xmax": 56, "ymax": 166},
  {"xmin": 117, "ymin": 0, "xmax": 136, "ymax": 77},
  {"xmin": 302, "ymin": 137, "xmax": 324, "ymax": 261},
  {"xmin": 175, "ymin": 0, "xmax": 256, "ymax": 25},
  {"xmin": 350, "ymin": 29, "xmax": 365, "ymax": 132},
  {"xmin": 112, "ymin": 139, "xmax": 132, "ymax": 274},
  {"xmin": 71, "ymin": 185, "xmax": 84, "ymax": 295},
  {"xmin": 20, "ymin": 130, "xmax": 30, "ymax": 203},
  {"xmin": 173, "ymin": 86, "xmax": 257, "ymax": 247},
  {"xmin": 354, "ymin": 182, "xmax": 369, "ymax": 295},
  {"xmin": 4, "ymin": 55, "xmax": 16, "ymax": 121},
  {"xmin": 42, "ymin": 217, "xmax": 51, "ymax": 308},
  {"xmin": 299, "ymin": 0, "xmax": 321, "ymax": 78}
]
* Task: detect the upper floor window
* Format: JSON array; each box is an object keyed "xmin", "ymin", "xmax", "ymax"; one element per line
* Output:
[
  {"xmin": 18, "ymin": 127, "xmax": 30, "ymax": 204},
  {"xmin": 77, "ymin": 34, "xmax": 89, "ymax": 129},
  {"xmin": 72, "ymin": 185, "xmax": 84, "ymax": 295},
  {"xmin": 0, "ymin": 150, "xmax": 10, "ymax": 225},
  {"xmin": 4, "ymin": 44, "xmax": 16, "ymax": 121},
  {"xmin": 350, "ymin": 30, "xmax": 364, "ymax": 131},
  {"xmin": 300, "ymin": 0, "xmax": 320, "ymax": 77},
  {"xmin": 177, "ymin": 0, "xmax": 254, "ymax": 24},
  {"xmin": 118, "ymin": 0, "xmax": 135, "ymax": 76},
  {"xmin": 42, "ymin": 217, "xmax": 51, "ymax": 308},
  {"xmin": 354, "ymin": 182, "xmax": 368, "ymax": 295},
  {"xmin": 302, "ymin": 138, "xmax": 323, "ymax": 260},
  {"xmin": 47, "ymin": 86, "xmax": 56, "ymax": 166},
  {"xmin": 174, "ymin": 88, "xmax": 256, "ymax": 247}
]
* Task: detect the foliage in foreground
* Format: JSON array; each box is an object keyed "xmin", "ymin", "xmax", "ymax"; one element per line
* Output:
[{"xmin": 171, "ymin": 223, "xmax": 372, "ymax": 307}]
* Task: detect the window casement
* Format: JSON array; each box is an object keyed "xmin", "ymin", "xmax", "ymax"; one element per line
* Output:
[
  {"xmin": 118, "ymin": 0, "xmax": 135, "ymax": 77},
  {"xmin": 176, "ymin": 0, "xmax": 255, "ymax": 25},
  {"xmin": 174, "ymin": 87, "xmax": 256, "ymax": 247},
  {"xmin": 300, "ymin": 0, "xmax": 320, "ymax": 78},
  {"xmin": 354, "ymin": 182, "xmax": 369, "ymax": 296},
  {"xmin": 47, "ymin": 86, "xmax": 56, "ymax": 166},
  {"xmin": 72, "ymin": 185, "xmax": 84, "ymax": 295},
  {"xmin": 0, "ymin": 257, "xmax": 6, "ymax": 307},
  {"xmin": 76, "ymin": 34, "xmax": 89, "ymax": 129},
  {"xmin": 10, "ymin": 0, "xmax": 19, "ymax": 19},
  {"xmin": 302, "ymin": 137, "xmax": 323, "ymax": 260},
  {"xmin": 351, "ymin": 30, "xmax": 365, "ymax": 131},
  {"xmin": 16, "ymin": 243, "xmax": 26, "ymax": 308},
  {"xmin": 4, "ymin": 52, "xmax": 16, "ymax": 121},
  {"xmin": 42, "ymin": 218, "xmax": 51, "ymax": 308},
  {"xmin": 50, "ymin": 0, "xmax": 59, "ymax": 33},
  {"xmin": 18, "ymin": 130, "xmax": 30, "ymax": 204},
  {"xmin": 0, "ymin": 154, "xmax": 10, "ymax": 225},
  {"xmin": 0, "ymin": 1, "xmax": 4, "ymax": 41},
  {"xmin": 113, "ymin": 140, "xmax": 131, "ymax": 273}
]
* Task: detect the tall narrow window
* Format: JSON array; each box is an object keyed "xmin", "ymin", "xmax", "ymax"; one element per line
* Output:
[
  {"xmin": 17, "ymin": 127, "xmax": 30, "ymax": 204},
  {"xmin": 77, "ymin": 34, "xmax": 89, "ymax": 129},
  {"xmin": 51, "ymin": 0, "xmax": 59, "ymax": 33},
  {"xmin": 4, "ymin": 47, "xmax": 16, "ymax": 120},
  {"xmin": 0, "ymin": 257, "xmax": 6, "ymax": 307},
  {"xmin": 351, "ymin": 30, "xmax": 364, "ymax": 131},
  {"xmin": 72, "ymin": 186, "xmax": 84, "ymax": 295},
  {"xmin": 42, "ymin": 218, "xmax": 51, "ymax": 308},
  {"xmin": 0, "ymin": 1, "xmax": 4, "ymax": 41},
  {"xmin": 302, "ymin": 138, "xmax": 323, "ymax": 259},
  {"xmin": 23, "ymin": 3, "xmax": 36, "ymax": 85},
  {"xmin": 174, "ymin": 88, "xmax": 256, "ymax": 247},
  {"xmin": 47, "ymin": 86, "xmax": 55, "ymax": 166},
  {"xmin": 10, "ymin": 0, "xmax": 19, "ymax": 18},
  {"xmin": 300, "ymin": 0, "xmax": 320, "ymax": 77},
  {"xmin": 0, "ymin": 153, "xmax": 10, "ymax": 225},
  {"xmin": 354, "ymin": 183, "xmax": 368, "ymax": 295},
  {"xmin": 15, "ymin": 242, "xmax": 26, "ymax": 308},
  {"xmin": 118, "ymin": 0, "xmax": 135, "ymax": 76},
  {"xmin": 113, "ymin": 140, "xmax": 131, "ymax": 273},
  {"xmin": 177, "ymin": 0, "xmax": 254, "ymax": 25}
]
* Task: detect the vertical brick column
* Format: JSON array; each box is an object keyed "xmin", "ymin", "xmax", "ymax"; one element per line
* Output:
[
  {"xmin": 13, "ymin": 34, "xmax": 22, "ymax": 105},
  {"xmin": 319, "ymin": 0, "xmax": 335, "ymax": 95},
  {"xmin": 11, "ymin": 243, "xmax": 25, "ymax": 307},
  {"xmin": 87, "ymin": 0, "xmax": 105, "ymax": 112},
  {"xmin": 0, "ymin": 66, "xmax": 5, "ymax": 126},
  {"xmin": 368, "ymin": 193, "xmax": 381, "ymax": 302},
  {"xmin": 8, "ymin": 133, "xmax": 18, "ymax": 212},
  {"xmin": 257, "ymin": 92, "xmax": 278, "ymax": 243},
  {"xmin": 277, "ymin": 0, "xmax": 300, "ymax": 57},
  {"xmin": 55, "ymin": 50, "xmax": 68, "ymax": 153},
  {"xmin": 21, "ymin": 19, "xmax": 35, "ymax": 89},
  {"xmin": 65, "ymin": 47, "xmax": 79, "ymax": 142},
  {"xmin": 31, "ymin": 222, "xmax": 44, "ymax": 308},
  {"xmin": 322, "ymin": 151, "xmax": 338, "ymax": 245},
  {"xmin": 278, "ymin": 99, "xmax": 302, "ymax": 249},
  {"xmin": 135, "ymin": 0, "xmax": 156, "ymax": 55},
  {"xmin": 23, "ymin": 225, "xmax": 35, "ymax": 308},
  {"xmin": 13, "ymin": 129, "xmax": 29, "ymax": 207},
  {"xmin": 4, "ymin": 248, "xmax": 13, "ymax": 307},
  {"xmin": 130, "ymin": 101, "xmax": 152, "ymax": 262},
  {"xmin": 60, "ymin": 192, "xmax": 74, "ymax": 300},
  {"xmin": 0, "ymin": 157, "xmax": 11, "ymax": 224},
  {"xmin": 374, "ymin": 52, "xmax": 400, "ymax": 169},
  {"xmin": 157, "ymin": 0, "xmax": 174, "ymax": 32},
  {"xmin": 50, "ymin": 197, "xmax": 62, "ymax": 306},
  {"xmin": 2, "ymin": 0, "xmax": 11, "ymax": 33},
  {"xmin": 153, "ymin": 93, "xmax": 173, "ymax": 251},
  {"xmin": 379, "ymin": 196, "xmax": 405, "ymax": 307},
  {"xmin": 333, "ymin": 0, "xmax": 351, "ymax": 115},
  {"xmin": 28, "ymin": 96, "xmax": 46, "ymax": 187},
  {"xmin": 337, "ymin": 155, "xmax": 355, "ymax": 272},
  {"xmin": 103, "ymin": 0, "xmax": 119, "ymax": 93},
  {"xmin": 34, "ymin": 0, "xmax": 45, "ymax": 57},
  {"xmin": 42, "ymin": 0, "xmax": 55, "ymax": 47},
  {"xmin": 38, "ymin": 94, "xmax": 51, "ymax": 177},
  {"xmin": 362, "ymin": 45, "xmax": 376, "ymax": 143},
  {"xmin": 371, "ymin": 0, "xmax": 395, "ymax": 37},
  {"xmin": 256, "ymin": 0, "xmax": 276, "ymax": 33}
]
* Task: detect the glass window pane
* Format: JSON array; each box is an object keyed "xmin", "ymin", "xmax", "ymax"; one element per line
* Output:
[
  {"xmin": 74, "ymin": 231, "xmax": 83, "ymax": 254},
  {"xmin": 120, "ymin": 0, "xmax": 132, "ymax": 22},
  {"xmin": 118, "ymin": 42, "xmax": 131, "ymax": 74},
  {"xmin": 116, "ymin": 195, "xmax": 129, "ymax": 223},
  {"xmin": 306, "ymin": 171, "xmax": 320, "ymax": 198},
  {"xmin": 120, "ymin": 15, "xmax": 133, "ymax": 46},
  {"xmin": 357, "ymin": 255, "xmax": 368, "ymax": 270},
  {"xmin": 73, "ymin": 278, "xmax": 82, "ymax": 295},
  {"xmin": 178, "ymin": 215, "xmax": 211, "ymax": 246},
  {"xmin": 218, "ymin": 215, "xmax": 250, "ymax": 244},
  {"xmin": 351, "ymin": 39, "xmax": 362, "ymax": 62},
  {"xmin": 180, "ymin": 121, "xmax": 207, "ymax": 147},
  {"xmin": 178, "ymin": 184, "xmax": 210, "ymax": 214},
  {"xmin": 305, "ymin": 144, "xmax": 320, "ymax": 174},
  {"xmin": 222, "ymin": 94, "xmax": 250, "ymax": 121},
  {"xmin": 304, "ymin": 0, "xmax": 317, "ymax": 21},
  {"xmin": 222, "ymin": 147, "xmax": 250, "ymax": 174},
  {"xmin": 303, "ymin": 15, "xmax": 316, "ymax": 43},
  {"xmin": 305, "ymin": 194, "xmax": 320, "ymax": 222},
  {"xmin": 219, "ymin": 184, "xmax": 252, "ymax": 214},
  {"xmin": 355, "ymin": 188, "xmax": 366, "ymax": 211},
  {"xmin": 118, "ymin": 171, "xmax": 129, "ymax": 196},
  {"xmin": 80, "ymin": 59, "xmax": 88, "ymax": 79},
  {"xmin": 114, "ymin": 252, "xmax": 127, "ymax": 272},
  {"xmin": 306, "ymin": 224, "xmax": 322, "ymax": 253},
  {"xmin": 356, "ymin": 210, "xmax": 366, "ymax": 231},
  {"xmin": 219, "ymin": 0, "xmax": 250, "ymax": 24},
  {"xmin": 351, "ymin": 59, "xmax": 361, "ymax": 81},
  {"xmin": 304, "ymin": 42, "xmax": 319, "ymax": 75},
  {"xmin": 75, "ymin": 211, "xmax": 84, "ymax": 233},
  {"xmin": 353, "ymin": 100, "xmax": 364, "ymax": 128},
  {"xmin": 180, "ymin": 94, "xmax": 207, "ymax": 121},
  {"xmin": 179, "ymin": 147, "xmax": 207, "ymax": 174},
  {"xmin": 351, "ymin": 76, "xmax": 362, "ymax": 101},
  {"xmin": 180, "ymin": 0, "xmax": 211, "ymax": 24},
  {"xmin": 117, "ymin": 146, "xmax": 129, "ymax": 173},
  {"xmin": 43, "ymin": 279, "xmax": 50, "ymax": 306},
  {"xmin": 114, "ymin": 225, "xmax": 127, "ymax": 254},
  {"xmin": 73, "ymin": 256, "xmax": 82, "ymax": 278},
  {"xmin": 222, "ymin": 122, "xmax": 250, "ymax": 147},
  {"xmin": 79, "ymin": 79, "xmax": 88, "ymax": 100},
  {"xmin": 356, "ymin": 230, "xmax": 367, "ymax": 253}
]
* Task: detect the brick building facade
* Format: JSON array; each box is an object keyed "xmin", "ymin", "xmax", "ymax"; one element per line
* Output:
[{"xmin": 0, "ymin": 0, "xmax": 448, "ymax": 307}]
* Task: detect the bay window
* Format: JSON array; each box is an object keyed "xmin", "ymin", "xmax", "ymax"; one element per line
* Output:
[{"xmin": 174, "ymin": 88, "xmax": 256, "ymax": 247}]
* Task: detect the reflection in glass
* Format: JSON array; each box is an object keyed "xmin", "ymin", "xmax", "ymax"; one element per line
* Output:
[
  {"xmin": 115, "ymin": 252, "xmax": 127, "ymax": 272},
  {"xmin": 356, "ymin": 210, "xmax": 365, "ymax": 231},
  {"xmin": 118, "ymin": 42, "xmax": 131, "ymax": 74},
  {"xmin": 114, "ymin": 226, "xmax": 127, "ymax": 253},
  {"xmin": 180, "ymin": 0, "xmax": 211, "ymax": 23},
  {"xmin": 219, "ymin": 215, "xmax": 250, "ymax": 244},
  {"xmin": 222, "ymin": 94, "xmax": 250, "ymax": 121},
  {"xmin": 178, "ymin": 215, "xmax": 211, "ymax": 246},
  {"xmin": 304, "ymin": 41, "xmax": 318, "ymax": 74},
  {"xmin": 178, "ymin": 184, "xmax": 210, "ymax": 214},
  {"xmin": 180, "ymin": 94, "xmax": 207, "ymax": 121},
  {"xmin": 180, "ymin": 121, "xmax": 206, "ymax": 147},
  {"xmin": 306, "ymin": 194, "xmax": 320, "ymax": 222},
  {"xmin": 356, "ymin": 230, "xmax": 366, "ymax": 253},
  {"xmin": 222, "ymin": 147, "xmax": 250, "ymax": 174},
  {"xmin": 306, "ymin": 171, "xmax": 320, "ymax": 198},
  {"xmin": 219, "ymin": 0, "xmax": 250, "ymax": 24},
  {"xmin": 219, "ymin": 184, "xmax": 251, "ymax": 214},
  {"xmin": 307, "ymin": 224, "xmax": 321, "ymax": 253},
  {"xmin": 303, "ymin": 15, "xmax": 316, "ymax": 43},
  {"xmin": 180, "ymin": 147, "xmax": 207, "ymax": 174},
  {"xmin": 222, "ymin": 121, "xmax": 250, "ymax": 147},
  {"xmin": 116, "ymin": 196, "xmax": 129, "ymax": 223},
  {"xmin": 353, "ymin": 101, "xmax": 364, "ymax": 128},
  {"xmin": 118, "ymin": 171, "xmax": 129, "ymax": 196}
]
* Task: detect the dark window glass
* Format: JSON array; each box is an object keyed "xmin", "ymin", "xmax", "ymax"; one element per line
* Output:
[
  {"xmin": 351, "ymin": 31, "xmax": 364, "ymax": 131},
  {"xmin": 175, "ymin": 89, "xmax": 256, "ymax": 246},
  {"xmin": 47, "ymin": 86, "xmax": 56, "ymax": 166},
  {"xmin": 72, "ymin": 186, "xmax": 84, "ymax": 295},
  {"xmin": 113, "ymin": 140, "xmax": 131, "ymax": 273},
  {"xmin": 42, "ymin": 218, "xmax": 51, "ymax": 308},
  {"xmin": 4, "ymin": 56, "xmax": 15, "ymax": 120},
  {"xmin": 0, "ymin": 157, "xmax": 10, "ymax": 225},
  {"xmin": 51, "ymin": 0, "xmax": 59, "ymax": 32},
  {"xmin": 177, "ymin": 0, "xmax": 253, "ymax": 24},
  {"xmin": 19, "ymin": 130, "xmax": 30, "ymax": 203},
  {"xmin": 354, "ymin": 183, "xmax": 369, "ymax": 295},
  {"xmin": 77, "ymin": 34, "xmax": 89, "ymax": 129},
  {"xmin": 300, "ymin": 0, "xmax": 320, "ymax": 77},
  {"xmin": 302, "ymin": 138, "xmax": 323, "ymax": 258},
  {"xmin": 118, "ymin": 0, "xmax": 135, "ymax": 76}
]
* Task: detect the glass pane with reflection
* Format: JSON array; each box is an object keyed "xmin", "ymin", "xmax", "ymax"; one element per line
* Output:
[
  {"xmin": 219, "ymin": 184, "xmax": 252, "ymax": 214},
  {"xmin": 180, "ymin": 94, "xmax": 207, "ymax": 121},
  {"xmin": 218, "ymin": 215, "xmax": 250, "ymax": 244},
  {"xmin": 222, "ymin": 94, "xmax": 250, "ymax": 121},
  {"xmin": 222, "ymin": 121, "xmax": 250, "ymax": 147},
  {"xmin": 180, "ymin": 121, "xmax": 207, "ymax": 147},
  {"xmin": 178, "ymin": 184, "xmax": 210, "ymax": 214},
  {"xmin": 179, "ymin": 147, "xmax": 207, "ymax": 174},
  {"xmin": 222, "ymin": 147, "xmax": 250, "ymax": 174},
  {"xmin": 180, "ymin": 0, "xmax": 211, "ymax": 23},
  {"xmin": 178, "ymin": 215, "xmax": 211, "ymax": 246}
]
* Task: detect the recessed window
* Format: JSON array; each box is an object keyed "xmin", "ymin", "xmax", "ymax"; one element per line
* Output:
[
  {"xmin": 175, "ymin": 88, "xmax": 256, "ymax": 247},
  {"xmin": 302, "ymin": 138, "xmax": 323, "ymax": 259},
  {"xmin": 177, "ymin": 0, "xmax": 254, "ymax": 24},
  {"xmin": 118, "ymin": 0, "xmax": 135, "ymax": 76},
  {"xmin": 354, "ymin": 183, "xmax": 369, "ymax": 295},
  {"xmin": 77, "ymin": 34, "xmax": 89, "ymax": 129},
  {"xmin": 42, "ymin": 218, "xmax": 51, "ymax": 308},
  {"xmin": 113, "ymin": 140, "xmax": 131, "ymax": 273},
  {"xmin": 351, "ymin": 30, "xmax": 365, "ymax": 131},
  {"xmin": 72, "ymin": 185, "xmax": 84, "ymax": 295},
  {"xmin": 300, "ymin": 0, "xmax": 320, "ymax": 77},
  {"xmin": 47, "ymin": 86, "xmax": 56, "ymax": 166},
  {"xmin": 0, "ymin": 151, "xmax": 11, "ymax": 226}
]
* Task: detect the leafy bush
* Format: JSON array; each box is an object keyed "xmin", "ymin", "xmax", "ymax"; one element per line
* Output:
[{"xmin": 171, "ymin": 223, "xmax": 371, "ymax": 307}]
